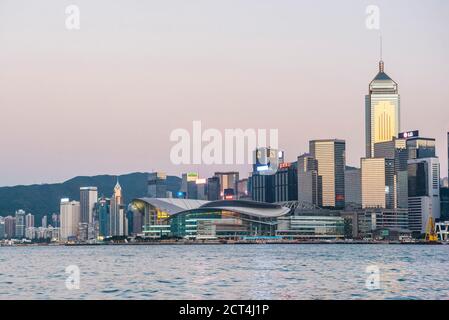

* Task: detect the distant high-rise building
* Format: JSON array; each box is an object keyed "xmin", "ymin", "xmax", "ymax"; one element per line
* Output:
[
  {"xmin": 41, "ymin": 215, "xmax": 47, "ymax": 228},
  {"xmin": 214, "ymin": 172, "xmax": 239, "ymax": 199},
  {"xmin": 447, "ymin": 132, "xmax": 449, "ymax": 179},
  {"xmin": 365, "ymin": 60, "xmax": 400, "ymax": 158},
  {"xmin": 0, "ymin": 217, "xmax": 5, "ymax": 239},
  {"xmin": 15, "ymin": 210, "xmax": 26, "ymax": 239},
  {"xmin": 51, "ymin": 213, "xmax": 59, "ymax": 228},
  {"xmin": 297, "ymin": 153, "xmax": 320, "ymax": 206},
  {"xmin": 345, "ymin": 167, "xmax": 361, "ymax": 206},
  {"xmin": 274, "ymin": 161, "xmax": 298, "ymax": 202},
  {"xmin": 4, "ymin": 216, "xmax": 15, "ymax": 239},
  {"xmin": 408, "ymin": 157, "xmax": 441, "ymax": 233},
  {"xmin": 110, "ymin": 180, "xmax": 127, "ymax": 236},
  {"xmin": 374, "ymin": 137, "xmax": 408, "ymax": 208},
  {"xmin": 147, "ymin": 172, "xmax": 168, "ymax": 198},
  {"xmin": 96, "ymin": 196, "xmax": 110, "ymax": 238},
  {"xmin": 181, "ymin": 172, "xmax": 199, "ymax": 199},
  {"xmin": 250, "ymin": 173, "xmax": 274, "ymax": 203},
  {"xmin": 206, "ymin": 176, "xmax": 220, "ymax": 201},
  {"xmin": 407, "ymin": 137, "xmax": 436, "ymax": 160},
  {"xmin": 25, "ymin": 213, "xmax": 35, "ymax": 229},
  {"xmin": 60, "ymin": 199, "xmax": 81, "ymax": 241},
  {"xmin": 310, "ymin": 139, "xmax": 346, "ymax": 208},
  {"xmin": 195, "ymin": 178, "xmax": 208, "ymax": 200},
  {"xmin": 80, "ymin": 187, "xmax": 98, "ymax": 224},
  {"xmin": 237, "ymin": 178, "xmax": 250, "ymax": 200},
  {"xmin": 361, "ymin": 158, "xmax": 395, "ymax": 209}
]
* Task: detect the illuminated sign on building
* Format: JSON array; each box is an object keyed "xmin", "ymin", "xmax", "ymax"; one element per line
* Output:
[
  {"xmin": 279, "ymin": 162, "xmax": 291, "ymax": 169},
  {"xmin": 398, "ymin": 130, "xmax": 419, "ymax": 139}
]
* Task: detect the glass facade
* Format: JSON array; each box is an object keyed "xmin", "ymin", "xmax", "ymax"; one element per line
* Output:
[
  {"xmin": 365, "ymin": 62, "xmax": 400, "ymax": 158},
  {"xmin": 169, "ymin": 209, "xmax": 277, "ymax": 239},
  {"xmin": 276, "ymin": 215, "xmax": 345, "ymax": 239},
  {"xmin": 309, "ymin": 140, "xmax": 346, "ymax": 208}
]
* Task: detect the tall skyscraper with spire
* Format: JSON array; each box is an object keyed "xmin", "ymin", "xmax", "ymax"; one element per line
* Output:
[
  {"xmin": 365, "ymin": 56, "xmax": 400, "ymax": 158},
  {"xmin": 110, "ymin": 178, "xmax": 127, "ymax": 236}
]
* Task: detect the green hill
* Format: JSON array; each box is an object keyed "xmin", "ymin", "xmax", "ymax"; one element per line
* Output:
[{"xmin": 0, "ymin": 172, "xmax": 181, "ymax": 224}]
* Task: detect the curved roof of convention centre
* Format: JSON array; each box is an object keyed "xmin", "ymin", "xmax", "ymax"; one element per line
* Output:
[{"xmin": 131, "ymin": 198, "xmax": 290, "ymax": 218}]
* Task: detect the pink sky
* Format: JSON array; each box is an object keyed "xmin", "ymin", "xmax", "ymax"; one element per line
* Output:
[{"xmin": 0, "ymin": 0, "xmax": 448, "ymax": 186}]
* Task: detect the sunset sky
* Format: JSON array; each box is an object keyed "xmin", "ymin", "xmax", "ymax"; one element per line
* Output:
[{"xmin": 0, "ymin": 0, "xmax": 448, "ymax": 186}]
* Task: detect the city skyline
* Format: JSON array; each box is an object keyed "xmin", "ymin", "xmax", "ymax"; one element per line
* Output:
[{"xmin": 1, "ymin": 0, "xmax": 448, "ymax": 187}]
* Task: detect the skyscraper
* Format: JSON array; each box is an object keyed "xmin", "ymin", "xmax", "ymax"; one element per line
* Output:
[
  {"xmin": 0, "ymin": 218, "xmax": 5, "ymax": 239},
  {"xmin": 309, "ymin": 139, "xmax": 346, "ymax": 208},
  {"xmin": 206, "ymin": 176, "xmax": 220, "ymax": 201},
  {"xmin": 147, "ymin": 172, "xmax": 168, "ymax": 198},
  {"xmin": 41, "ymin": 215, "xmax": 47, "ymax": 228},
  {"xmin": 181, "ymin": 172, "xmax": 199, "ymax": 199},
  {"xmin": 361, "ymin": 158, "xmax": 395, "ymax": 209},
  {"xmin": 4, "ymin": 216, "xmax": 15, "ymax": 239},
  {"xmin": 374, "ymin": 137, "xmax": 408, "ymax": 209},
  {"xmin": 365, "ymin": 60, "xmax": 400, "ymax": 158},
  {"xmin": 214, "ymin": 172, "xmax": 239, "ymax": 199},
  {"xmin": 344, "ymin": 167, "xmax": 361, "ymax": 206},
  {"xmin": 110, "ymin": 179, "xmax": 127, "ymax": 236},
  {"xmin": 60, "ymin": 199, "xmax": 81, "ymax": 241},
  {"xmin": 15, "ymin": 210, "xmax": 26, "ymax": 239},
  {"xmin": 407, "ymin": 137, "xmax": 436, "ymax": 160},
  {"xmin": 408, "ymin": 157, "xmax": 441, "ymax": 233},
  {"xmin": 25, "ymin": 213, "xmax": 35, "ymax": 229},
  {"xmin": 96, "ymin": 196, "xmax": 110, "ymax": 238},
  {"xmin": 80, "ymin": 187, "xmax": 98, "ymax": 224},
  {"xmin": 297, "ymin": 153, "xmax": 320, "ymax": 206}
]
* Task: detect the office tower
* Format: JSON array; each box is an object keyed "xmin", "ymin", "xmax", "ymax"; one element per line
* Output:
[
  {"xmin": 237, "ymin": 178, "xmax": 249, "ymax": 200},
  {"xmin": 297, "ymin": 153, "xmax": 320, "ymax": 205},
  {"xmin": 96, "ymin": 196, "xmax": 110, "ymax": 238},
  {"xmin": 250, "ymin": 173, "xmax": 274, "ymax": 203},
  {"xmin": 110, "ymin": 180, "xmax": 127, "ymax": 236},
  {"xmin": 273, "ymin": 161, "xmax": 298, "ymax": 202},
  {"xmin": 374, "ymin": 137, "xmax": 408, "ymax": 208},
  {"xmin": 52, "ymin": 213, "xmax": 60, "ymax": 228},
  {"xmin": 214, "ymin": 172, "xmax": 239, "ymax": 199},
  {"xmin": 365, "ymin": 60, "xmax": 400, "ymax": 158},
  {"xmin": 447, "ymin": 132, "xmax": 449, "ymax": 179},
  {"xmin": 0, "ymin": 218, "xmax": 5, "ymax": 239},
  {"xmin": 408, "ymin": 157, "xmax": 441, "ymax": 233},
  {"xmin": 407, "ymin": 136, "xmax": 436, "ymax": 160},
  {"xmin": 25, "ymin": 213, "xmax": 35, "ymax": 229},
  {"xmin": 195, "ymin": 178, "xmax": 207, "ymax": 200},
  {"xmin": 60, "ymin": 199, "xmax": 81, "ymax": 241},
  {"xmin": 441, "ymin": 187, "xmax": 449, "ymax": 221},
  {"xmin": 4, "ymin": 216, "xmax": 15, "ymax": 239},
  {"xmin": 310, "ymin": 139, "xmax": 346, "ymax": 208},
  {"xmin": 361, "ymin": 158, "xmax": 395, "ymax": 209},
  {"xmin": 41, "ymin": 215, "xmax": 47, "ymax": 228},
  {"xmin": 15, "ymin": 210, "xmax": 26, "ymax": 239},
  {"xmin": 345, "ymin": 167, "xmax": 361, "ymax": 206},
  {"xmin": 181, "ymin": 172, "xmax": 199, "ymax": 199},
  {"xmin": 80, "ymin": 187, "xmax": 98, "ymax": 224},
  {"xmin": 206, "ymin": 176, "xmax": 220, "ymax": 201},
  {"xmin": 147, "ymin": 172, "xmax": 168, "ymax": 198}
]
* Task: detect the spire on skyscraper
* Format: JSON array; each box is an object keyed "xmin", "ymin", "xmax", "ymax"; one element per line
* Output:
[{"xmin": 379, "ymin": 35, "xmax": 384, "ymax": 72}]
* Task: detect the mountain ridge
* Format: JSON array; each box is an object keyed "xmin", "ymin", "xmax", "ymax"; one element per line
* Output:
[{"xmin": 0, "ymin": 172, "xmax": 181, "ymax": 224}]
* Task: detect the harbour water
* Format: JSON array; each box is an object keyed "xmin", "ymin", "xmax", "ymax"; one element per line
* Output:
[{"xmin": 1, "ymin": 244, "xmax": 448, "ymax": 300}]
